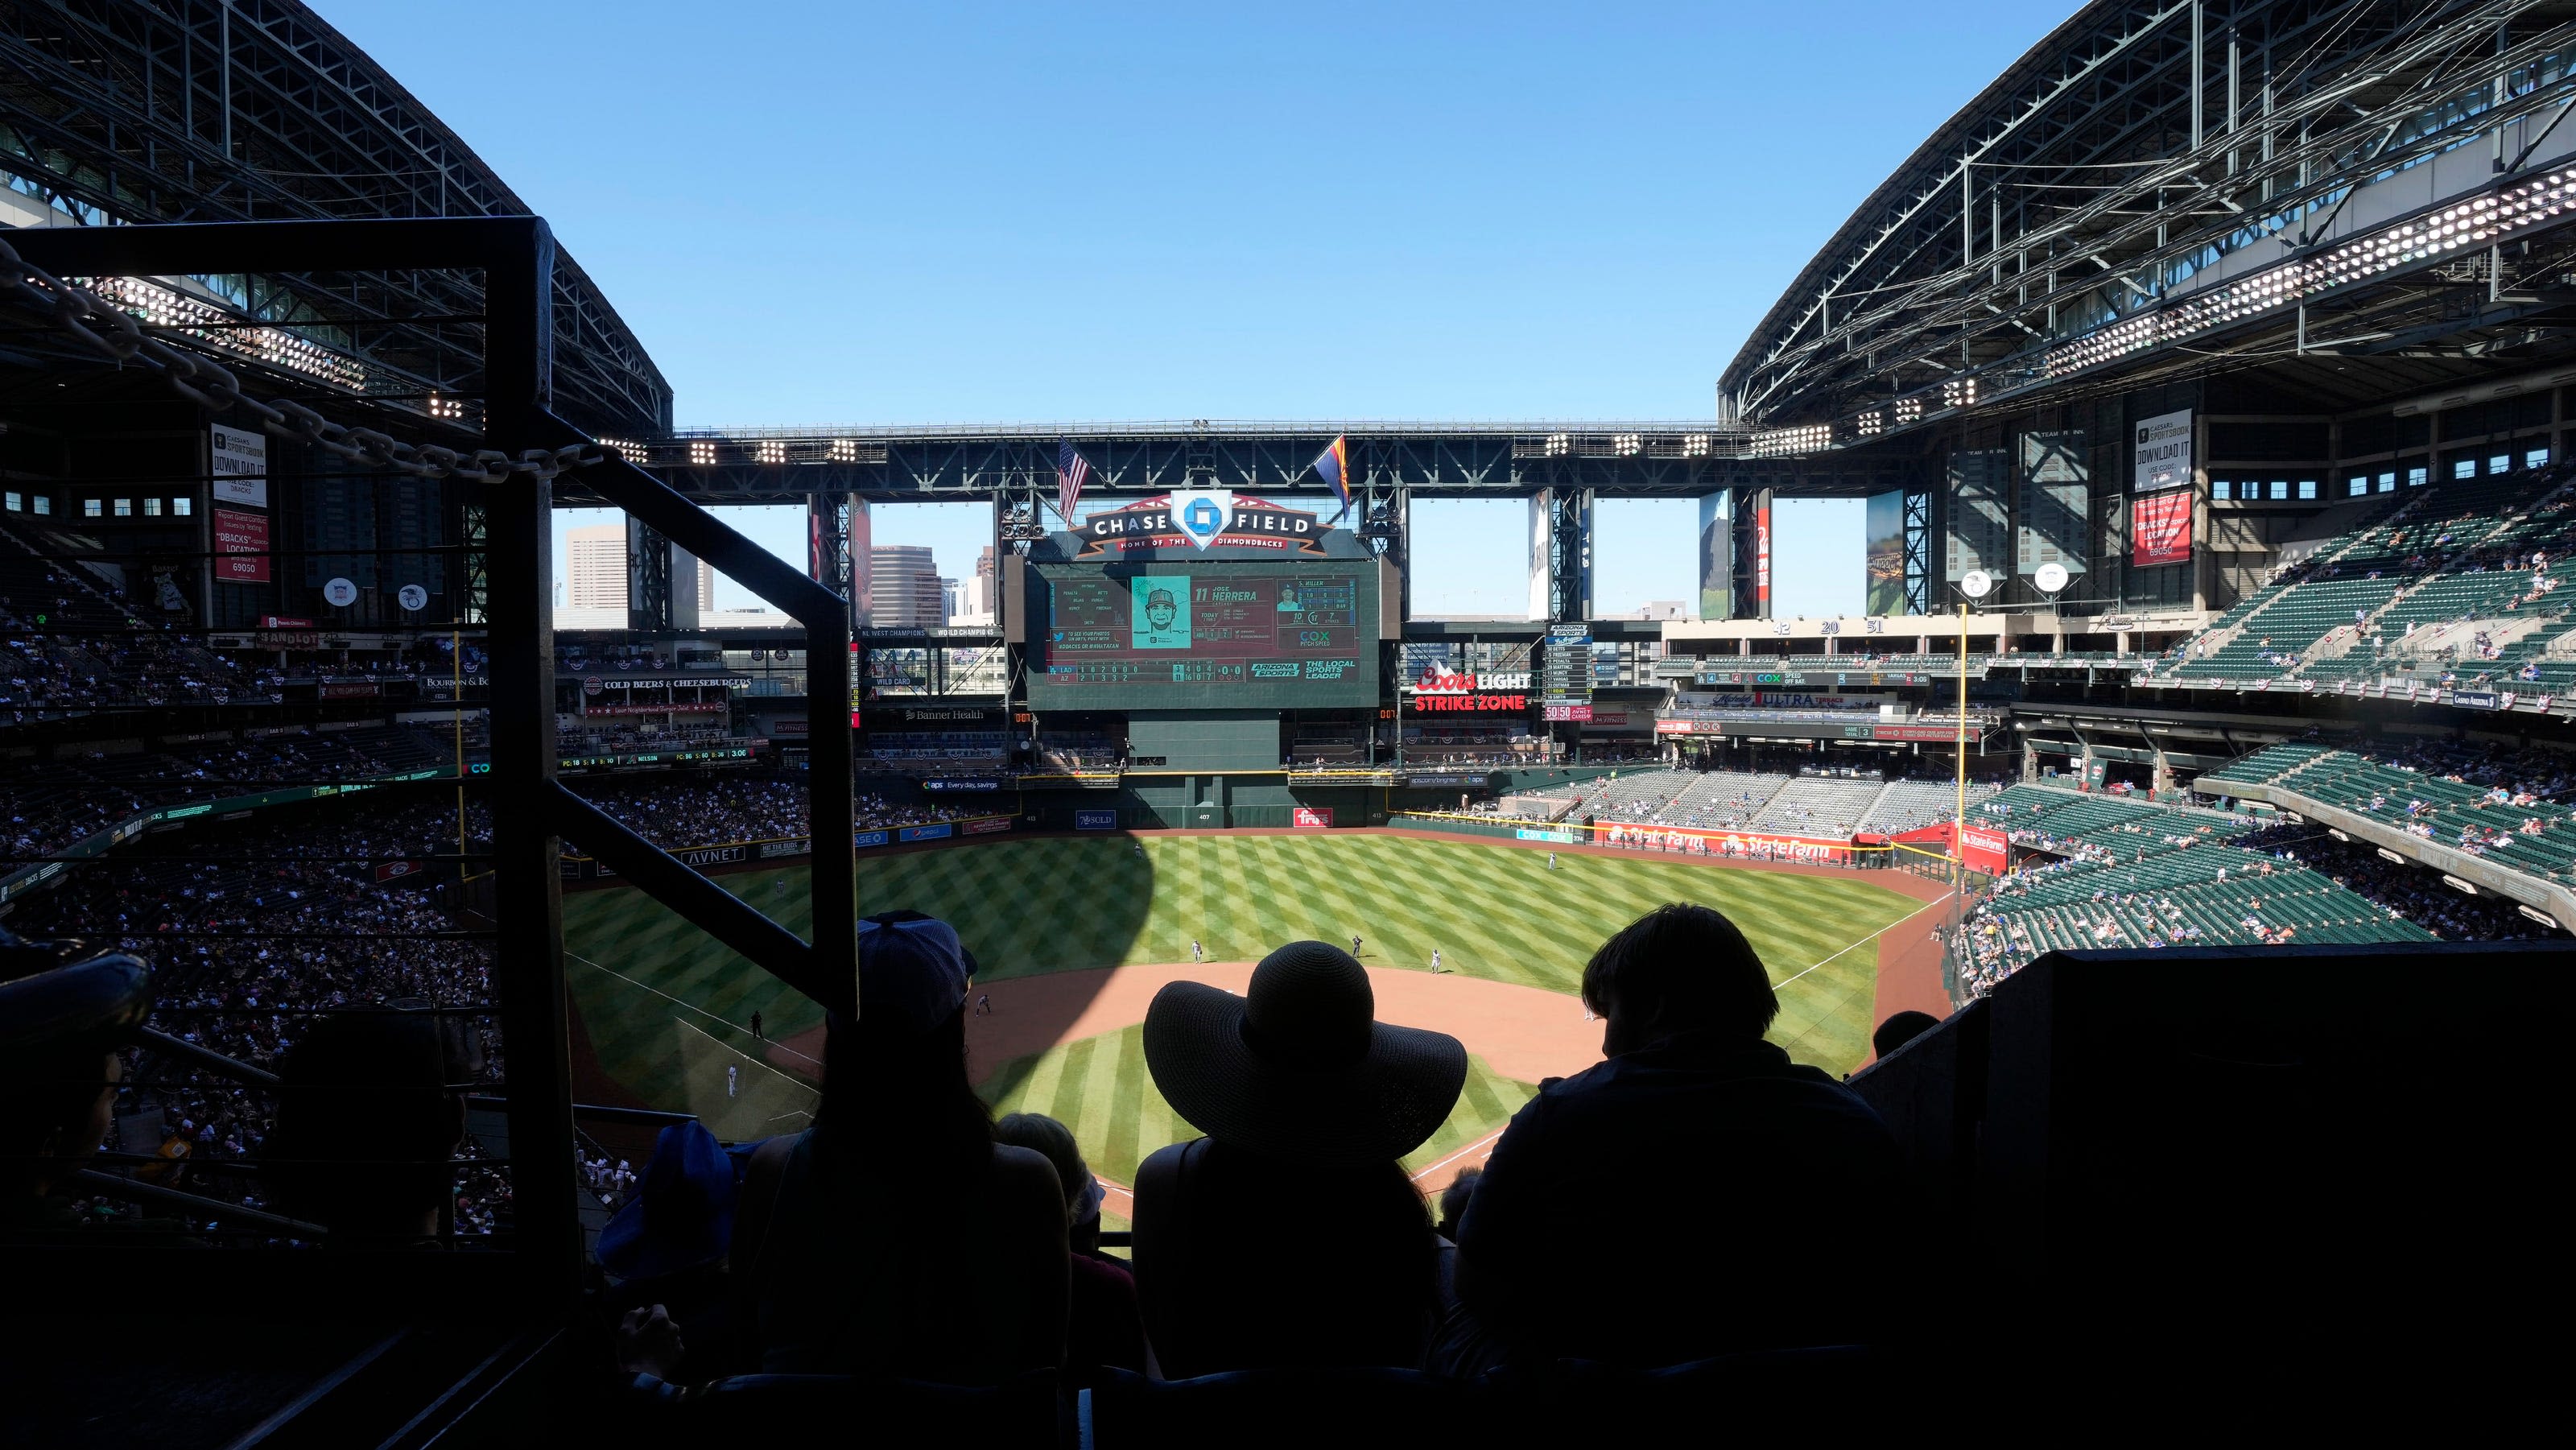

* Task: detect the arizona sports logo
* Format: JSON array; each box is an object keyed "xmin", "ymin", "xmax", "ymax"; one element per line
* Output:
[{"xmin": 1074, "ymin": 490, "xmax": 1328, "ymax": 557}]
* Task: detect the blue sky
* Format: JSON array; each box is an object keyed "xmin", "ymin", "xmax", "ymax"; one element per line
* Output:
[{"xmin": 325, "ymin": 0, "xmax": 2074, "ymax": 616}]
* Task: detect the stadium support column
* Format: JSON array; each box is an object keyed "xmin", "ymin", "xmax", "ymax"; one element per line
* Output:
[
  {"xmin": 484, "ymin": 219, "xmax": 578, "ymax": 1301},
  {"xmin": 626, "ymin": 514, "xmax": 674, "ymax": 632},
  {"xmin": 1902, "ymin": 486, "xmax": 1933, "ymax": 618},
  {"xmin": 809, "ymin": 490, "xmax": 856, "ymax": 626},
  {"xmin": 1548, "ymin": 488, "xmax": 1594, "ymax": 623}
]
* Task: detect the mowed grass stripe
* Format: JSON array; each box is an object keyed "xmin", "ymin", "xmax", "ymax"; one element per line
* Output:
[
  {"xmin": 977, "ymin": 1027, "xmax": 1538, "ymax": 1189},
  {"xmin": 567, "ymin": 834, "xmax": 1929, "ymax": 1108}
]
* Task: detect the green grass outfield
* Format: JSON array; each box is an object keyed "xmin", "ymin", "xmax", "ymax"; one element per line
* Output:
[
  {"xmin": 976, "ymin": 1025, "xmax": 1542, "ymax": 1189},
  {"xmin": 562, "ymin": 833, "xmax": 1926, "ymax": 1153}
]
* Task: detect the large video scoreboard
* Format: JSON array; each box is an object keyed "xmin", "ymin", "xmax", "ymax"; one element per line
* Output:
[{"xmin": 1030, "ymin": 560, "xmax": 1380, "ymax": 708}]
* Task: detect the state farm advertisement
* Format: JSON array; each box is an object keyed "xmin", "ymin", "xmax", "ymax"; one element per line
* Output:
[
  {"xmin": 1960, "ymin": 825, "xmax": 2009, "ymax": 874},
  {"xmin": 1600, "ymin": 823, "xmax": 1860, "ymax": 864},
  {"xmin": 212, "ymin": 508, "xmax": 270, "ymax": 583}
]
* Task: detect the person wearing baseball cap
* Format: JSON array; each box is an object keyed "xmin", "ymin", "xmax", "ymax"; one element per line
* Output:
[
  {"xmin": 1131, "ymin": 939, "xmax": 1468, "ymax": 1375},
  {"xmin": 719, "ymin": 911, "xmax": 1069, "ymax": 1384}
]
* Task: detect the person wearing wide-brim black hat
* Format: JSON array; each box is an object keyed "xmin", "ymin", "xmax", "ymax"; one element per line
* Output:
[{"xmin": 1133, "ymin": 940, "xmax": 1468, "ymax": 1376}]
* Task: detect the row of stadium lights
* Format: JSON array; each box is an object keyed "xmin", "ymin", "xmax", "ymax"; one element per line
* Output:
[
  {"xmin": 80, "ymin": 275, "xmax": 368, "ymax": 392},
  {"xmin": 1758, "ymin": 171, "xmax": 2576, "ymax": 456},
  {"xmin": 1766, "ymin": 380, "xmax": 1970, "ymax": 454},
  {"xmin": 1530, "ymin": 432, "xmax": 1713, "ymax": 458},
  {"xmin": 2047, "ymin": 168, "xmax": 2576, "ymax": 377}
]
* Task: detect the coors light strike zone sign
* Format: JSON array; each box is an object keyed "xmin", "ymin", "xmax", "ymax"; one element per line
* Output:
[{"xmin": 1409, "ymin": 667, "xmax": 1532, "ymax": 713}]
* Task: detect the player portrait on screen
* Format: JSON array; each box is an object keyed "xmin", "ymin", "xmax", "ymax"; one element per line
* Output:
[
  {"xmin": 1132, "ymin": 576, "xmax": 1192, "ymax": 649},
  {"xmin": 1277, "ymin": 584, "xmax": 1303, "ymax": 613}
]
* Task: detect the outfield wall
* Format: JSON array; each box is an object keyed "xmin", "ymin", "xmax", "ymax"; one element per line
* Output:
[{"xmin": 1389, "ymin": 810, "xmax": 1885, "ymax": 866}]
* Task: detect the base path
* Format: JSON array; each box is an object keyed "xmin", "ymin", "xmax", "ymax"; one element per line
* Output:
[
  {"xmin": 778, "ymin": 960, "xmax": 1608, "ymax": 1093},
  {"xmin": 775, "ymin": 960, "xmax": 1607, "ymax": 1190}
]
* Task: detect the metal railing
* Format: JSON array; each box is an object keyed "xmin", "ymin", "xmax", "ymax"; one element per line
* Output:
[{"xmin": 3, "ymin": 218, "xmax": 857, "ymax": 1307}]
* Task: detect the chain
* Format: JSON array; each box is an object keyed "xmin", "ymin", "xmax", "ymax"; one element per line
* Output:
[{"xmin": 0, "ymin": 236, "xmax": 606, "ymax": 484}]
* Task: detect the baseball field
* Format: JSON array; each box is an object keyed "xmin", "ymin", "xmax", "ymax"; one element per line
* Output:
[{"xmin": 560, "ymin": 832, "xmax": 1932, "ymax": 1203}]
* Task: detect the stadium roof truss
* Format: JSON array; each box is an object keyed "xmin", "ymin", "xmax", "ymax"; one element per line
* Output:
[
  {"xmin": 564, "ymin": 421, "xmax": 1930, "ymax": 505},
  {"xmin": 1721, "ymin": 0, "xmax": 2576, "ymax": 440},
  {"xmin": 0, "ymin": 0, "xmax": 671, "ymax": 438}
]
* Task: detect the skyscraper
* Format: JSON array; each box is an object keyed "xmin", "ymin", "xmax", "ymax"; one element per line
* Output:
[
  {"xmin": 867, "ymin": 545, "xmax": 943, "ymax": 628},
  {"xmin": 566, "ymin": 524, "xmax": 626, "ymax": 610},
  {"xmin": 568, "ymin": 524, "xmax": 712, "ymax": 618}
]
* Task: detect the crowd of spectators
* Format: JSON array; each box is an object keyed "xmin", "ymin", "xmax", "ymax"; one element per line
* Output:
[
  {"xmin": 2, "ymin": 624, "xmax": 279, "ymax": 720},
  {"xmin": 2234, "ymin": 824, "xmax": 2562, "ymax": 940},
  {"xmin": 557, "ymin": 775, "xmax": 983, "ymax": 853},
  {"xmin": 5, "ymin": 802, "xmax": 502, "ymax": 1237}
]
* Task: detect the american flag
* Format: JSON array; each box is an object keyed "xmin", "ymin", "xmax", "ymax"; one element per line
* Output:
[{"xmin": 1057, "ymin": 438, "xmax": 1091, "ymax": 527}]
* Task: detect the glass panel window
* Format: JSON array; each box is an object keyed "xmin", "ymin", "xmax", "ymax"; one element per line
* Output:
[
  {"xmin": 113, "ymin": 498, "xmax": 131, "ymax": 517},
  {"xmin": 142, "ymin": 497, "xmax": 163, "ymax": 516},
  {"xmin": 31, "ymin": 495, "xmax": 49, "ymax": 515},
  {"xmin": 173, "ymin": 497, "xmax": 192, "ymax": 517},
  {"xmin": 2489, "ymin": 454, "xmax": 2512, "ymax": 474},
  {"xmin": 2349, "ymin": 477, "xmax": 2369, "ymax": 497},
  {"xmin": 2269, "ymin": 481, "xmax": 2290, "ymax": 500},
  {"xmin": 2454, "ymin": 459, "xmax": 2478, "ymax": 479},
  {"xmin": 2212, "ymin": 480, "xmax": 2232, "ymax": 499},
  {"xmin": 2, "ymin": 491, "xmax": 18, "ymax": 511},
  {"xmin": 2528, "ymin": 448, "xmax": 2550, "ymax": 470},
  {"xmin": 82, "ymin": 498, "xmax": 103, "ymax": 518},
  {"xmin": 2380, "ymin": 473, "xmax": 2397, "ymax": 492},
  {"xmin": 2298, "ymin": 480, "xmax": 2318, "ymax": 499},
  {"xmin": 2407, "ymin": 467, "xmax": 2428, "ymax": 487}
]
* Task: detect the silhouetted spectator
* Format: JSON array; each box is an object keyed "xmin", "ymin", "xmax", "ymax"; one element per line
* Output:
[
  {"xmin": 0, "ymin": 947, "xmax": 149, "ymax": 1235},
  {"xmin": 1435, "ymin": 1166, "xmax": 1481, "ymax": 1242},
  {"xmin": 261, "ymin": 1009, "xmax": 465, "ymax": 1246},
  {"xmin": 1872, "ymin": 1010, "xmax": 1941, "ymax": 1061},
  {"xmin": 1133, "ymin": 940, "xmax": 1466, "ymax": 1375},
  {"xmin": 728, "ymin": 913, "xmax": 1066, "ymax": 1383},
  {"xmin": 1439, "ymin": 904, "xmax": 1905, "ymax": 1373},
  {"xmin": 601, "ymin": 1120, "xmax": 738, "ymax": 1382},
  {"xmin": 996, "ymin": 1111, "xmax": 1147, "ymax": 1386}
]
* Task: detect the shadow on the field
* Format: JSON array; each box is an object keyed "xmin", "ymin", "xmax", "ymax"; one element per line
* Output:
[{"xmin": 565, "ymin": 832, "xmax": 1161, "ymax": 1130}]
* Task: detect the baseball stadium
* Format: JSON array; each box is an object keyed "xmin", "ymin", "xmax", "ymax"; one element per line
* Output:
[{"xmin": 0, "ymin": 0, "xmax": 2558, "ymax": 1441}]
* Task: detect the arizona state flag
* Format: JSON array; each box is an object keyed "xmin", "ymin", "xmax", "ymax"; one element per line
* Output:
[{"xmin": 1312, "ymin": 436, "xmax": 1352, "ymax": 519}]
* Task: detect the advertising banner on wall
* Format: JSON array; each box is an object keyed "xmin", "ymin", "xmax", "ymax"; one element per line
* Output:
[
  {"xmin": 1696, "ymin": 491, "xmax": 1732, "ymax": 622},
  {"xmin": 1600, "ymin": 824, "xmax": 1863, "ymax": 865},
  {"xmin": 1526, "ymin": 489, "xmax": 1553, "ymax": 621},
  {"xmin": 1959, "ymin": 826, "xmax": 2010, "ymax": 875},
  {"xmin": 2017, "ymin": 431, "xmax": 2090, "ymax": 578},
  {"xmin": 2132, "ymin": 490, "xmax": 2194, "ymax": 567},
  {"xmin": 2132, "ymin": 409, "xmax": 2194, "ymax": 491},
  {"xmin": 1292, "ymin": 807, "xmax": 1334, "ymax": 828},
  {"xmin": 211, "ymin": 508, "xmax": 271, "ymax": 583},
  {"xmin": 1864, "ymin": 490, "xmax": 1906, "ymax": 616},
  {"xmin": 1075, "ymin": 809, "xmax": 1119, "ymax": 831},
  {"xmin": 1946, "ymin": 449, "xmax": 2011, "ymax": 584},
  {"xmin": 211, "ymin": 423, "xmax": 269, "ymax": 509},
  {"xmin": 1755, "ymin": 496, "xmax": 1773, "ymax": 612}
]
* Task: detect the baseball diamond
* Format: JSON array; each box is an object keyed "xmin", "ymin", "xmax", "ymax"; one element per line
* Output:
[{"xmin": 559, "ymin": 831, "xmax": 1927, "ymax": 1192}]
